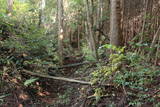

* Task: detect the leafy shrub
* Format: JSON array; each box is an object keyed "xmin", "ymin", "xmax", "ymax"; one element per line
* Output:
[
  {"xmin": 90, "ymin": 44, "xmax": 160, "ymax": 106},
  {"xmin": 91, "ymin": 44, "xmax": 125, "ymax": 85},
  {"xmin": 82, "ymin": 43, "xmax": 97, "ymax": 61}
]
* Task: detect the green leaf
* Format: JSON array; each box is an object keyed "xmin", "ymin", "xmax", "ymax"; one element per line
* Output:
[{"xmin": 24, "ymin": 77, "xmax": 39, "ymax": 86}]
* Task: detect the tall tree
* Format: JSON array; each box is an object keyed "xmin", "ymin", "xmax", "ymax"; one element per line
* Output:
[
  {"xmin": 110, "ymin": 0, "xmax": 123, "ymax": 46},
  {"xmin": 39, "ymin": 0, "xmax": 46, "ymax": 27},
  {"xmin": 57, "ymin": 0, "xmax": 64, "ymax": 65},
  {"xmin": 96, "ymin": 0, "xmax": 103, "ymax": 45},
  {"xmin": 84, "ymin": 0, "xmax": 98, "ymax": 60},
  {"xmin": 7, "ymin": 0, "xmax": 14, "ymax": 15}
]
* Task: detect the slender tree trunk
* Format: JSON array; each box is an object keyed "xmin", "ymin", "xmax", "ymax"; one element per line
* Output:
[
  {"xmin": 77, "ymin": 25, "xmax": 80, "ymax": 50},
  {"xmin": 84, "ymin": 0, "xmax": 98, "ymax": 60},
  {"xmin": 96, "ymin": 0, "xmax": 103, "ymax": 45},
  {"xmin": 39, "ymin": 0, "xmax": 46, "ymax": 27},
  {"xmin": 110, "ymin": 0, "xmax": 123, "ymax": 46},
  {"xmin": 96, "ymin": 0, "xmax": 100, "ymax": 45},
  {"xmin": 7, "ymin": 0, "xmax": 14, "ymax": 15},
  {"xmin": 57, "ymin": 0, "xmax": 64, "ymax": 65}
]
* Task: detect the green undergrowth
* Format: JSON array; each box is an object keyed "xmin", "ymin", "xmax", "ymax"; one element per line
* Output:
[
  {"xmin": 90, "ymin": 44, "xmax": 160, "ymax": 106},
  {"xmin": 0, "ymin": 13, "xmax": 57, "ymax": 69},
  {"xmin": 91, "ymin": 44, "xmax": 125, "ymax": 85}
]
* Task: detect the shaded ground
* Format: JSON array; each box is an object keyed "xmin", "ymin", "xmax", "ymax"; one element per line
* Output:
[
  {"xmin": 0, "ymin": 47, "xmax": 159, "ymax": 107},
  {"xmin": 0, "ymin": 62, "xmax": 160, "ymax": 107}
]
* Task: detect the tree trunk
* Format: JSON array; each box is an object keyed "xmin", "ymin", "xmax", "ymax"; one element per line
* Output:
[
  {"xmin": 110, "ymin": 0, "xmax": 123, "ymax": 46},
  {"xmin": 57, "ymin": 0, "xmax": 64, "ymax": 65},
  {"xmin": 7, "ymin": 0, "xmax": 14, "ymax": 15},
  {"xmin": 96, "ymin": 0, "xmax": 103, "ymax": 45},
  {"xmin": 39, "ymin": 0, "xmax": 46, "ymax": 27},
  {"xmin": 84, "ymin": 0, "xmax": 98, "ymax": 60}
]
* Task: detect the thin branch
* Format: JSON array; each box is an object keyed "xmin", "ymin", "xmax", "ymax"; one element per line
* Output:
[
  {"xmin": 48, "ymin": 60, "xmax": 108, "ymax": 71},
  {"xmin": 21, "ymin": 70, "xmax": 113, "ymax": 87},
  {"xmin": 150, "ymin": 25, "xmax": 160, "ymax": 48},
  {"xmin": 22, "ymin": 70, "xmax": 91, "ymax": 85}
]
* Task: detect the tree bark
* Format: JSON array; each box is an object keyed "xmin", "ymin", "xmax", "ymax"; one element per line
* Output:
[
  {"xmin": 84, "ymin": 0, "xmax": 98, "ymax": 60},
  {"xmin": 110, "ymin": 0, "xmax": 123, "ymax": 46},
  {"xmin": 39, "ymin": 0, "xmax": 46, "ymax": 27},
  {"xmin": 57, "ymin": 0, "xmax": 64, "ymax": 65},
  {"xmin": 96, "ymin": 0, "xmax": 103, "ymax": 45},
  {"xmin": 7, "ymin": 0, "xmax": 14, "ymax": 15}
]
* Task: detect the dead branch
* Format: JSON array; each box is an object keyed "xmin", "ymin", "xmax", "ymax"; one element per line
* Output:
[
  {"xmin": 22, "ymin": 70, "xmax": 91, "ymax": 85},
  {"xmin": 49, "ymin": 61, "xmax": 91, "ymax": 70},
  {"xmin": 21, "ymin": 70, "xmax": 113, "ymax": 87},
  {"xmin": 48, "ymin": 60, "xmax": 109, "ymax": 71}
]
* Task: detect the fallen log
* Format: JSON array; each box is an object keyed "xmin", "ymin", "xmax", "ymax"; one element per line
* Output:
[
  {"xmin": 22, "ymin": 70, "xmax": 92, "ymax": 85},
  {"xmin": 21, "ymin": 70, "xmax": 112, "ymax": 86}
]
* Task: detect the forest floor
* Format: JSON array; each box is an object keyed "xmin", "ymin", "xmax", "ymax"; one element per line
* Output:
[
  {"xmin": 0, "ymin": 49, "xmax": 160, "ymax": 107},
  {"xmin": 0, "ymin": 60, "xmax": 93, "ymax": 107},
  {"xmin": 0, "ymin": 59, "xmax": 160, "ymax": 107}
]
